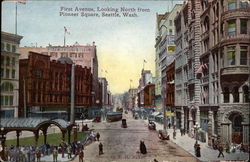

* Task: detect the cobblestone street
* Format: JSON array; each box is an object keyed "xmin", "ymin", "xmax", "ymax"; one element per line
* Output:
[{"xmin": 73, "ymin": 112, "xmax": 198, "ymax": 162}]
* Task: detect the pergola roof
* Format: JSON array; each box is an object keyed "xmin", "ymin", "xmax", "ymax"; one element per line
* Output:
[{"xmin": 0, "ymin": 118, "xmax": 72, "ymax": 132}]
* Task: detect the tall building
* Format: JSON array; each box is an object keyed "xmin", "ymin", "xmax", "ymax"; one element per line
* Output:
[
  {"xmin": 155, "ymin": 4, "xmax": 182, "ymax": 110},
  {"xmin": 175, "ymin": 0, "xmax": 249, "ymax": 151},
  {"xmin": 19, "ymin": 51, "xmax": 92, "ymax": 119},
  {"xmin": 1, "ymin": 31, "xmax": 23, "ymax": 118},
  {"xmin": 128, "ymin": 88, "xmax": 138, "ymax": 110},
  {"xmin": 137, "ymin": 69, "xmax": 154, "ymax": 107},
  {"xmin": 199, "ymin": 0, "xmax": 250, "ymax": 150}
]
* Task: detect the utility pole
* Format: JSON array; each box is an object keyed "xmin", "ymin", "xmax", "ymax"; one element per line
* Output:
[{"xmin": 70, "ymin": 63, "xmax": 75, "ymax": 124}]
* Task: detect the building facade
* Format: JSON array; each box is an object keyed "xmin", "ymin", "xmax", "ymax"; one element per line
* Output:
[
  {"xmin": 128, "ymin": 88, "xmax": 138, "ymax": 110},
  {"xmin": 19, "ymin": 52, "xmax": 92, "ymax": 119},
  {"xmin": 19, "ymin": 42, "xmax": 100, "ymax": 107},
  {"xmin": 175, "ymin": 0, "xmax": 249, "ymax": 150},
  {"xmin": 166, "ymin": 61, "xmax": 176, "ymax": 127},
  {"xmin": 1, "ymin": 32, "xmax": 23, "ymax": 118},
  {"xmin": 199, "ymin": 0, "xmax": 250, "ymax": 150},
  {"xmin": 155, "ymin": 5, "xmax": 182, "ymax": 111}
]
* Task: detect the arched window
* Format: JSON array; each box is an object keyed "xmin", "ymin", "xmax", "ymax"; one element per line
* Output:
[
  {"xmin": 233, "ymin": 87, "xmax": 239, "ymax": 103},
  {"xmin": 223, "ymin": 87, "xmax": 229, "ymax": 103},
  {"xmin": 1, "ymin": 82, "xmax": 14, "ymax": 92},
  {"xmin": 243, "ymin": 85, "xmax": 249, "ymax": 103}
]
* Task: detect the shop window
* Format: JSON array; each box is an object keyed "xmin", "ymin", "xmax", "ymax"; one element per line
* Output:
[
  {"xmin": 223, "ymin": 87, "xmax": 229, "ymax": 103},
  {"xmin": 228, "ymin": 20, "xmax": 236, "ymax": 35},
  {"xmin": 227, "ymin": 46, "xmax": 236, "ymax": 65},
  {"xmin": 240, "ymin": 19, "xmax": 247, "ymax": 34},
  {"xmin": 228, "ymin": 0, "xmax": 236, "ymax": 10},
  {"xmin": 240, "ymin": 46, "xmax": 248, "ymax": 65},
  {"xmin": 233, "ymin": 87, "xmax": 239, "ymax": 103},
  {"xmin": 243, "ymin": 85, "xmax": 249, "ymax": 103}
]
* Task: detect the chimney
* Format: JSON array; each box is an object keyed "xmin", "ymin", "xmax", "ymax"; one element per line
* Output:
[{"xmin": 92, "ymin": 41, "xmax": 95, "ymax": 46}]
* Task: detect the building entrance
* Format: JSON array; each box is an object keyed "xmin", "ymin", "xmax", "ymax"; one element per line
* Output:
[{"xmin": 230, "ymin": 113, "xmax": 243, "ymax": 144}]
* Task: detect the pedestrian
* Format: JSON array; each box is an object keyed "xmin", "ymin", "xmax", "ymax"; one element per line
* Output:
[
  {"xmin": 140, "ymin": 141, "xmax": 147, "ymax": 154},
  {"xmin": 153, "ymin": 159, "xmax": 159, "ymax": 162},
  {"xmin": 96, "ymin": 132, "xmax": 100, "ymax": 141},
  {"xmin": 36, "ymin": 149, "xmax": 41, "ymax": 162},
  {"xmin": 173, "ymin": 131, "xmax": 176, "ymax": 139},
  {"xmin": 53, "ymin": 147, "xmax": 58, "ymax": 162},
  {"xmin": 168, "ymin": 123, "xmax": 171, "ymax": 129},
  {"xmin": 99, "ymin": 142, "xmax": 103, "ymax": 155},
  {"xmin": 67, "ymin": 145, "xmax": 72, "ymax": 159},
  {"xmin": 217, "ymin": 145, "xmax": 224, "ymax": 158},
  {"xmin": 79, "ymin": 148, "xmax": 84, "ymax": 162}
]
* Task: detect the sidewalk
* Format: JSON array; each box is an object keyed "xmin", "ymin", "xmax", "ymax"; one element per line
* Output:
[{"xmin": 149, "ymin": 120, "xmax": 249, "ymax": 161}]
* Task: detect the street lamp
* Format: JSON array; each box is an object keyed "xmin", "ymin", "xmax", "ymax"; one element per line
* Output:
[{"xmin": 193, "ymin": 123, "xmax": 200, "ymax": 145}]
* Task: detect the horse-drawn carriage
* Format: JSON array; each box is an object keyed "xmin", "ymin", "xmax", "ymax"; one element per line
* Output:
[
  {"xmin": 158, "ymin": 130, "xmax": 169, "ymax": 140},
  {"xmin": 148, "ymin": 121, "xmax": 156, "ymax": 130},
  {"xmin": 121, "ymin": 119, "xmax": 127, "ymax": 128}
]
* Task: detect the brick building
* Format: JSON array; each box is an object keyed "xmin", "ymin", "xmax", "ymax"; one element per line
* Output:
[{"xmin": 19, "ymin": 51, "xmax": 92, "ymax": 119}]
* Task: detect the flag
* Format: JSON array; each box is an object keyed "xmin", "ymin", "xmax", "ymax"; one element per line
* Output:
[
  {"xmin": 64, "ymin": 26, "xmax": 70, "ymax": 34},
  {"xmin": 144, "ymin": 59, "xmax": 147, "ymax": 63},
  {"xmin": 17, "ymin": 0, "xmax": 26, "ymax": 4}
]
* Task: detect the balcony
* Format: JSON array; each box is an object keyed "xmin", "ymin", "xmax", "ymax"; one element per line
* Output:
[
  {"xmin": 221, "ymin": 34, "xmax": 250, "ymax": 46},
  {"xmin": 221, "ymin": 8, "xmax": 250, "ymax": 21},
  {"xmin": 221, "ymin": 66, "xmax": 249, "ymax": 76},
  {"xmin": 201, "ymin": 76, "xmax": 209, "ymax": 84}
]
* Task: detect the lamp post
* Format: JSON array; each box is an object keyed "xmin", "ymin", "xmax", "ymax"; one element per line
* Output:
[
  {"xmin": 194, "ymin": 123, "xmax": 200, "ymax": 145},
  {"xmin": 0, "ymin": 127, "xmax": 6, "ymax": 161}
]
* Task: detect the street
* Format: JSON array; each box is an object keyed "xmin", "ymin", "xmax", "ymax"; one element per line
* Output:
[{"xmin": 73, "ymin": 112, "xmax": 198, "ymax": 162}]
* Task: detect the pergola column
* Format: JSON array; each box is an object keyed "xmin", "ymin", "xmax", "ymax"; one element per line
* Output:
[
  {"xmin": 16, "ymin": 130, "xmax": 21, "ymax": 147},
  {"xmin": 42, "ymin": 129, "xmax": 47, "ymax": 145},
  {"xmin": 34, "ymin": 131, "xmax": 39, "ymax": 146},
  {"xmin": 68, "ymin": 128, "xmax": 71, "ymax": 144}
]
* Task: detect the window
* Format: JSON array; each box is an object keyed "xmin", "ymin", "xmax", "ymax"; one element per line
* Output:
[
  {"xmin": 12, "ymin": 70, "xmax": 15, "ymax": 78},
  {"xmin": 1, "ymin": 43, "xmax": 4, "ymax": 51},
  {"xmin": 227, "ymin": 46, "xmax": 236, "ymax": 65},
  {"xmin": 223, "ymin": 87, "xmax": 229, "ymax": 103},
  {"xmin": 12, "ymin": 45, "xmax": 16, "ymax": 52},
  {"xmin": 0, "ymin": 95, "xmax": 3, "ymax": 106},
  {"xmin": 1, "ymin": 68, "xmax": 4, "ymax": 77},
  {"xmin": 169, "ymin": 20, "xmax": 173, "ymax": 26},
  {"xmin": 240, "ymin": 46, "xmax": 248, "ymax": 65},
  {"xmin": 9, "ymin": 96, "xmax": 13, "ymax": 105},
  {"xmin": 12, "ymin": 58, "xmax": 16, "ymax": 66},
  {"xmin": 233, "ymin": 87, "xmax": 239, "ymax": 103},
  {"xmin": 6, "ymin": 44, "xmax": 11, "ymax": 51},
  {"xmin": 1, "ymin": 56, "xmax": 4, "ymax": 65},
  {"xmin": 1, "ymin": 82, "xmax": 14, "ymax": 92},
  {"xmin": 6, "ymin": 57, "xmax": 10, "ymax": 66},
  {"xmin": 228, "ymin": 20, "xmax": 236, "ymax": 35},
  {"xmin": 243, "ymin": 86, "xmax": 249, "ymax": 102},
  {"xmin": 228, "ymin": 0, "xmax": 236, "ymax": 10},
  {"xmin": 169, "ymin": 29, "xmax": 173, "ymax": 35},
  {"xmin": 240, "ymin": 0, "xmax": 249, "ymax": 8},
  {"xmin": 6, "ymin": 69, "xmax": 10, "ymax": 78},
  {"xmin": 240, "ymin": 19, "xmax": 247, "ymax": 34}
]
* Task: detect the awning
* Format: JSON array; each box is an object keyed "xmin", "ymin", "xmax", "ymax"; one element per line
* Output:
[{"xmin": 151, "ymin": 112, "xmax": 160, "ymax": 116}]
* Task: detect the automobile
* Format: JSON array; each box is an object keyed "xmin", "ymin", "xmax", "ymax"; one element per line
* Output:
[
  {"xmin": 148, "ymin": 121, "xmax": 156, "ymax": 130},
  {"xmin": 158, "ymin": 130, "xmax": 169, "ymax": 140},
  {"xmin": 92, "ymin": 116, "xmax": 101, "ymax": 122},
  {"xmin": 121, "ymin": 119, "xmax": 127, "ymax": 128},
  {"xmin": 134, "ymin": 113, "xmax": 139, "ymax": 119},
  {"xmin": 125, "ymin": 110, "xmax": 128, "ymax": 114}
]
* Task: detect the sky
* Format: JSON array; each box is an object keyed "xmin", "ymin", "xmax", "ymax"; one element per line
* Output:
[{"xmin": 2, "ymin": 0, "xmax": 183, "ymax": 94}]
